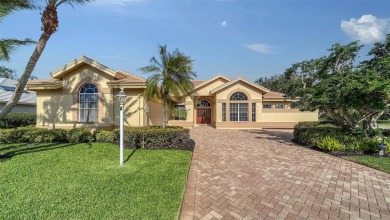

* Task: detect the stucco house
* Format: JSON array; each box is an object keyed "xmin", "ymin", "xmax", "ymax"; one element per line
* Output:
[
  {"xmin": 0, "ymin": 77, "xmax": 36, "ymax": 113},
  {"xmin": 26, "ymin": 56, "xmax": 318, "ymax": 130}
]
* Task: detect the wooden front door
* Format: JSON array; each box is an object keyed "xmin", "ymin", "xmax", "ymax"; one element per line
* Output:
[{"xmin": 196, "ymin": 109, "xmax": 211, "ymax": 124}]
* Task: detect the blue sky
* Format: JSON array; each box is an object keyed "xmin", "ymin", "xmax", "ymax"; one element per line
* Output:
[{"xmin": 1, "ymin": 0, "xmax": 390, "ymax": 81}]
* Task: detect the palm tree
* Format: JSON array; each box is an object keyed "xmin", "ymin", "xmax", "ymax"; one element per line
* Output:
[
  {"xmin": 0, "ymin": 0, "xmax": 93, "ymax": 119},
  {"xmin": 0, "ymin": 1, "xmax": 36, "ymax": 61},
  {"xmin": 140, "ymin": 45, "xmax": 196, "ymax": 129}
]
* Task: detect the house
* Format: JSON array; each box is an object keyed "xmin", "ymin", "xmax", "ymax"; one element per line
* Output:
[
  {"xmin": 26, "ymin": 56, "xmax": 318, "ymax": 130},
  {"xmin": 0, "ymin": 77, "xmax": 36, "ymax": 113}
]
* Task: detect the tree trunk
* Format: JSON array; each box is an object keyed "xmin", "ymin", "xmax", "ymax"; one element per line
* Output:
[
  {"xmin": 0, "ymin": 33, "xmax": 51, "ymax": 119},
  {"xmin": 162, "ymin": 96, "xmax": 167, "ymax": 129}
]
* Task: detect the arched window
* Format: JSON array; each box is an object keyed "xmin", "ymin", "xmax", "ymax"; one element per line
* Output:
[
  {"xmin": 197, "ymin": 100, "xmax": 211, "ymax": 107},
  {"xmin": 230, "ymin": 92, "xmax": 248, "ymax": 100},
  {"xmin": 79, "ymin": 83, "xmax": 98, "ymax": 122},
  {"xmin": 229, "ymin": 92, "xmax": 248, "ymax": 121}
]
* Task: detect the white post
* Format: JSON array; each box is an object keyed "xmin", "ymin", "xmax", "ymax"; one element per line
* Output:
[{"xmin": 120, "ymin": 103, "xmax": 124, "ymax": 166}]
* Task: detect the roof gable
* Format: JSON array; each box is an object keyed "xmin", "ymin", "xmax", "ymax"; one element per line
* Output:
[
  {"xmin": 50, "ymin": 56, "xmax": 117, "ymax": 79},
  {"xmin": 194, "ymin": 75, "xmax": 230, "ymax": 91},
  {"xmin": 210, "ymin": 77, "xmax": 270, "ymax": 95}
]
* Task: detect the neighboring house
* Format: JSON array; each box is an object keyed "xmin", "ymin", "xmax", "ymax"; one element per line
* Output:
[
  {"xmin": 26, "ymin": 56, "xmax": 318, "ymax": 130},
  {"xmin": 0, "ymin": 78, "xmax": 36, "ymax": 113}
]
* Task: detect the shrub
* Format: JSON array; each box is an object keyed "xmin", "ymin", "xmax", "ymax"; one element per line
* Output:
[
  {"xmin": 316, "ymin": 136, "xmax": 344, "ymax": 152},
  {"xmin": 293, "ymin": 122, "xmax": 342, "ymax": 146},
  {"xmin": 120, "ymin": 126, "xmax": 192, "ymax": 150},
  {"xmin": 0, "ymin": 127, "xmax": 67, "ymax": 143},
  {"xmin": 95, "ymin": 130, "xmax": 115, "ymax": 143},
  {"xmin": 66, "ymin": 128, "xmax": 93, "ymax": 143},
  {"xmin": 0, "ymin": 112, "xmax": 36, "ymax": 128}
]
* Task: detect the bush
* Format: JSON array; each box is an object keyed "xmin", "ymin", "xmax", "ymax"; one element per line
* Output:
[
  {"xmin": 95, "ymin": 130, "xmax": 115, "ymax": 143},
  {"xmin": 66, "ymin": 128, "xmax": 93, "ymax": 143},
  {"xmin": 316, "ymin": 136, "xmax": 344, "ymax": 152},
  {"xmin": 0, "ymin": 127, "xmax": 67, "ymax": 143},
  {"xmin": 293, "ymin": 122, "xmax": 343, "ymax": 145},
  {"xmin": 0, "ymin": 112, "xmax": 36, "ymax": 128},
  {"xmin": 119, "ymin": 126, "xmax": 192, "ymax": 150}
]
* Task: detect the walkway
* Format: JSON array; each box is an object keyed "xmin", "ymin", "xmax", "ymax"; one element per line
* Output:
[{"xmin": 180, "ymin": 127, "xmax": 390, "ymax": 219}]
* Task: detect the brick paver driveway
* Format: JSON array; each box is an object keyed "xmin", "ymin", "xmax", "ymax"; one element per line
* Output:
[{"xmin": 180, "ymin": 127, "xmax": 390, "ymax": 220}]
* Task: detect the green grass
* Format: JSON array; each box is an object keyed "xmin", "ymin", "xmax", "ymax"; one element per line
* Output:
[
  {"xmin": 348, "ymin": 156, "xmax": 390, "ymax": 173},
  {"xmin": 0, "ymin": 142, "xmax": 192, "ymax": 219},
  {"xmin": 377, "ymin": 120, "xmax": 390, "ymax": 126}
]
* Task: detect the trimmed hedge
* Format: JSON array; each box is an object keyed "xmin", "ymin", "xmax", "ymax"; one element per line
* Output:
[
  {"xmin": 0, "ymin": 112, "xmax": 36, "ymax": 128},
  {"xmin": 0, "ymin": 127, "xmax": 91, "ymax": 144},
  {"xmin": 0, "ymin": 126, "xmax": 193, "ymax": 150},
  {"xmin": 66, "ymin": 128, "xmax": 93, "ymax": 143},
  {"xmin": 111, "ymin": 126, "xmax": 192, "ymax": 150},
  {"xmin": 0, "ymin": 127, "xmax": 67, "ymax": 144},
  {"xmin": 293, "ymin": 122, "xmax": 343, "ymax": 146}
]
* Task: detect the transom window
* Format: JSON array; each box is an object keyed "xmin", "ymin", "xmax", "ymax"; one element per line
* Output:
[
  {"xmin": 79, "ymin": 83, "xmax": 98, "ymax": 122},
  {"xmin": 263, "ymin": 104, "xmax": 272, "ymax": 109},
  {"xmin": 197, "ymin": 100, "xmax": 211, "ymax": 107},
  {"xmin": 230, "ymin": 92, "xmax": 248, "ymax": 101}
]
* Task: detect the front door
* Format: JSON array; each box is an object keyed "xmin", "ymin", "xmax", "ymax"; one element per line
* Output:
[{"xmin": 196, "ymin": 109, "xmax": 211, "ymax": 124}]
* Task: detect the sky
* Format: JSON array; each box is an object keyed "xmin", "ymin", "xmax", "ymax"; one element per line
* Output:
[{"xmin": 1, "ymin": 0, "xmax": 390, "ymax": 81}]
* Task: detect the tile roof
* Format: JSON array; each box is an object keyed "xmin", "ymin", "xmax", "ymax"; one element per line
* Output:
[
  {"xmin": 263, "ymin": 91, "xmax": 286, "ymax": 99},
  {"xmin": 0, "ymin": 78, "xmax": 36, "ymax": 105}
]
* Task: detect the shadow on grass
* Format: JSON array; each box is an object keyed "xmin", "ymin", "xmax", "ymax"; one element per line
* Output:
[
  {"xmin": 0, "ymin": 143, "xmax": 77, "ymax": 162},
  {"xmin": 124, "ymin": 149, "xmax": 137, "ymax": 163}
]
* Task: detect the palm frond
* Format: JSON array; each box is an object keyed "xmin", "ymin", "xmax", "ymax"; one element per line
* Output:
[
  {"xmin": 55, "ymin": 0, "xmax": 93, "ymax": 8},
  {"xmin": 0, "ymin": 38, "xmax": 36, "ymax": 61},
  {"xmin": 0, "ymin": 0, "xmax": 38, "ymax": 18}
]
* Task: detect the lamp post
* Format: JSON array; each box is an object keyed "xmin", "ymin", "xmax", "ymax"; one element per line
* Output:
[{"xmin": 116, "ymin": 88, "xmax": 127, "ymax": 166}]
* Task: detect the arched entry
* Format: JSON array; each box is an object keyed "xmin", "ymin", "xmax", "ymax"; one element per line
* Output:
[{"xmin": 196, "ymin": 99, "xmax": 211, "ymax": 124}]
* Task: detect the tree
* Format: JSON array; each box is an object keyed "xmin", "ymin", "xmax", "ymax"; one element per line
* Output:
[
  {"xmin": 140, "ymin": 45, "xmax": 196, "ymax": 129},
  {"xmin": 295, "ymin": 40, "xmax": 390, "ymax": 130},
  {"xmin": 0, "ymin": 0, "xmax": 92, "ymax": 119},
  {"xmin": 0, "ymin": 66, "xmax": 18, "ymax": 79}
]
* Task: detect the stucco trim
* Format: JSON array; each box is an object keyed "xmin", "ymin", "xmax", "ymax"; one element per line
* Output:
[
  {"xmin": 51, "ymin": 56, "xmax": 117, "ymax": 79},
  {"xmin": 194, "ymin": 75, "xmax": 231, "ymax": 90},
  {"xmin": 210, "ymin": 77, "xmax": 270, "ymax": 95}
]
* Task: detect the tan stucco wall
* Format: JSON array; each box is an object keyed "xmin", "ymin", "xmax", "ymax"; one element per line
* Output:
[
  {"xmin": 261, "ymin": 111, "xmax": 318, "ymax": 122},
  {"xmin": 36, "ymin": 92, "xmax": 73, "ymax": 127},
  {"xmin": 113, "ymin": 88, "xmax": 146, "ymax": 127}
]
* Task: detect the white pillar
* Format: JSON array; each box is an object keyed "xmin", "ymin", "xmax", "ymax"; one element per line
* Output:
[{"xmin": 120, "ymin": 104, "xmax": 124, "ymax": 166}]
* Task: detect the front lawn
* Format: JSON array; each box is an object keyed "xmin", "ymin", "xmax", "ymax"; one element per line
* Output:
[
  {"xmin": 0, "ymin": 142, "xmax": 192, "ymax": 219},
  {"xmin": 378, "ymin": 120, "xmax": 390, "ymax": 127},
  {"xmin": 347, "ymin": 156, "xmax": 390, "ymax": 173}
]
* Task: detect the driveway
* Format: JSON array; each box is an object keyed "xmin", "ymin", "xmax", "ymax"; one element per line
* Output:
[{"xmin": 180, "ymin": 127, "xmax": 390, "ymax": 219}]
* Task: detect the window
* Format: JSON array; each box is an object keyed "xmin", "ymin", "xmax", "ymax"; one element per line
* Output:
[
  {"xmin": 275, "ymin": 104, "xmax": 285, "ymax": 109},
  {"xmin": 252, "ymin": 103, "xmax": 256, "ymax": 122},
  {"xmin": 172, "ymin": 105, "xmax": 186, "ymax": 120},
  {"xmin": 230, "ymin": 92, "xmax": 248, "ymax": 100},
  {"xmin": 263, "ymin": 104, "xmax": 272, "ymax": 109},
  {"xmin": 79, "ymin": 84, "xmax": 98, "ymax": 122},
  {"xmin": 222, "ymin": 103, "xmax": 226, "ymax": 121},
  {"xmin": 197, "ymin": 100, "xmax": 211, "ymax": 107},
  {"xmin": 230, "ymin": 103, "xmax": 248, "ymax": 121}
]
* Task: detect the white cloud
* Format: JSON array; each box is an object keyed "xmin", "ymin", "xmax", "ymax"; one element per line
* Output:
[
  {"xmin": 220, "ymin": 20, "xmax": 227, "ymax": 27},
  {"xmin": 341, "ymin": 14, "xmax": 390, "ymax": 44},
  {"xmin": 243, "ymin": 43, "xmax": 273, "ymax": 54}
]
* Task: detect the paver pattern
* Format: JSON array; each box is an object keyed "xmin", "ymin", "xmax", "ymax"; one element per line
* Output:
[{"xmin": 180, "ymin": 127, "xmax": 390, "ymax": 220}]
